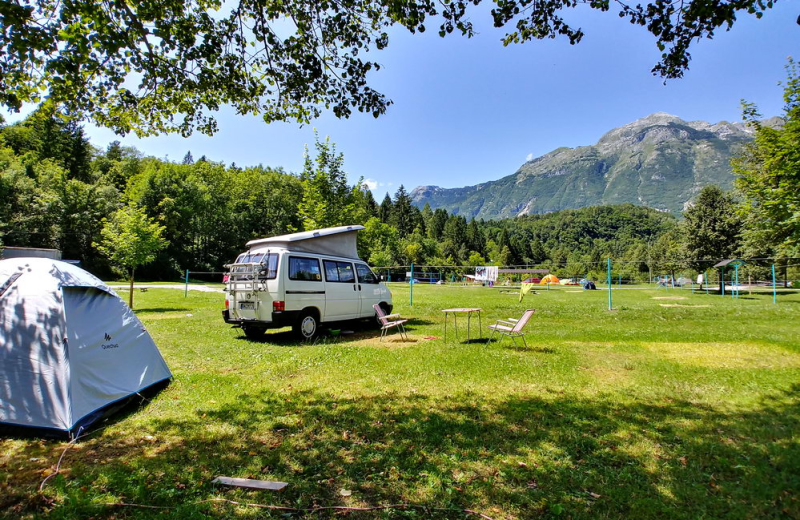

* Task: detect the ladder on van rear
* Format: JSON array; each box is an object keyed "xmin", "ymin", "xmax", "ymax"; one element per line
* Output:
[{"xmin": 224, "ymin": 262, "xmax": 266, "ymax": 293}]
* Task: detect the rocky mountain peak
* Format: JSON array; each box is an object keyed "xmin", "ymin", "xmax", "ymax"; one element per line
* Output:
[
  {"xmin": 409, "ymin": 185, "xmax": 443, "ymax": 199},
  {"xmin": 411, "ymin": 113, "xmax": 760, "ymax": 219}
]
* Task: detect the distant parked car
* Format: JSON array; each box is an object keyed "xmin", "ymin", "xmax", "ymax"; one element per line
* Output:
[{"xmin": 522, "ymin": 277, "xmax": 541, "ymax": 284}]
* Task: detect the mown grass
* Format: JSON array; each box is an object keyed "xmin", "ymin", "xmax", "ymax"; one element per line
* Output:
[{"xmin": 2, "ymin": 284, "xmax": 799, "ymax": 519}]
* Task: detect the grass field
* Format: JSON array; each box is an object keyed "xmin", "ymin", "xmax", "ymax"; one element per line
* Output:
[{"xmin": 2, "ymin": 283, "xmax": 800, "ymax": 519}]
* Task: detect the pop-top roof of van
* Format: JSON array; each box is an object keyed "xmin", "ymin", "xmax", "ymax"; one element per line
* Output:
[{"xmin": 246, "ymin": 225, "xmax": 366, "ymax": 260}]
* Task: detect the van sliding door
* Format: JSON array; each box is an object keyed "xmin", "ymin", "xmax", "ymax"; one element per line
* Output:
[
  {"xmin": 285, "ymin": 257, "xmax": 325, "ymax": 315},
  {"xmin": 323, "ymin": 260, "xmax": 359, "ymax": 320}
]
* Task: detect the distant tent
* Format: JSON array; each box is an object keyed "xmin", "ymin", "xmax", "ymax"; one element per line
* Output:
[
  {"xmin": 540, "ymin": 274, "xmax": 561, "ymax": 285},
  {"xmin": 0, "ymin": 258, "xmax": 172, "ymax": 437}
]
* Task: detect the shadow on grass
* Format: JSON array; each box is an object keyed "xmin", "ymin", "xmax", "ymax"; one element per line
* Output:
[
  {"xmin": 405, "ymin": 318, "xmax": 436, "ymax": 326},
  {"xmin": 501, "ymin": 344, "xmax": 557, "ymax": 354},
  {"xmin": 235, "ymin": 326, "xmax": 410, "ymax": 347},
  {"xmin": 234, "ymin": 329, "xmax": 300, "ymax": 346},
  {"xmin": 134, "ymin": 307, "xmax": 193, "ymax": 314},
  {"xmin": 461, "ymin": 337, "xmax": 491, "ymax": 345},
  {"xmin": 8, "ymin": 385, "xmax": 799, "ymax": 520}
]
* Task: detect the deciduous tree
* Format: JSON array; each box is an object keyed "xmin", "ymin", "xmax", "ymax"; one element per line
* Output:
[
  {"xmin": 95, "ymin": 204, "xmax": 168, "ymax": 308},
  {"xmin": 0, "ymin": 0, "xmax": 779, "ymax": 135},
  {"xmin": 733, "ymin": 59, "xmax": 800, "ymax": 258}
]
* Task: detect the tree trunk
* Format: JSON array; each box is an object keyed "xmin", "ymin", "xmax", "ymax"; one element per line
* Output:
[{"xmin": 129, "ymin": 268, "xmax": 135, "ymax": 309}]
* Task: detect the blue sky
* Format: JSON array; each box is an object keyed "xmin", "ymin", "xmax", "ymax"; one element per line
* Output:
[{"xmin": 76, "ymin": 4, "xmax": 799, "ymax": 198}]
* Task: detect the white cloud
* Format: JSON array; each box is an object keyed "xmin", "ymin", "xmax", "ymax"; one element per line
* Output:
[
  {"xmin": 363, "ymin": 178, "xmax": 378, "ymax": 190},
  {"xmin": 526, "ymin": 153, "xmax": 534, "ymax": 162}
]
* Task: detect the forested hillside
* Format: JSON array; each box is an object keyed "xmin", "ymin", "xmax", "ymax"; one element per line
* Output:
[
  {"xmin": 0, "ymin": 108, "xmax": 305, "ymax": 278},
  {"xmin": 5, "ymin": 101, "xmax": 795, "ymax": 284},
  {"xmin": 0, "ymin": 109, "xmax": 687, "ymax": 280}
]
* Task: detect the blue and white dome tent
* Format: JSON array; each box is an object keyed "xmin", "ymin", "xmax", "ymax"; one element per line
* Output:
[{"xmin": 0, "ymin": 258, "xmax": 172, "ymax": 438}]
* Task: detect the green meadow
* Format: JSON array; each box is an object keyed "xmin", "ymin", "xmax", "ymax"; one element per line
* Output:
[{"xmin": 2, "ymin": 283, "xmax": 800, "ymax": 519}]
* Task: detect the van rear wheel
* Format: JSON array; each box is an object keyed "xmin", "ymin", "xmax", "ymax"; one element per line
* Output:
[
  {"xmin": 242, "ymin": 324, "xmax": 265, "ymax": 340},
  {"xmin": 293, "ymin": 311, "xmax": 320, "ymax": 341}
]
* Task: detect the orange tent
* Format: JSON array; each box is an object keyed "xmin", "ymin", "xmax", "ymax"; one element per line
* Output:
[{"xmin": 540, "ymin": 274, "xmax": 560, "ymax": 285}]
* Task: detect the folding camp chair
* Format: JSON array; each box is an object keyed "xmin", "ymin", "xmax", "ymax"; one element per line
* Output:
[
  {"xmin": 373, "ymin": 304, "xmax": 409, "ymax": 341},
  {"xmin": 487, "ymin": 309, "xmax": 535, "ymax": 348}
]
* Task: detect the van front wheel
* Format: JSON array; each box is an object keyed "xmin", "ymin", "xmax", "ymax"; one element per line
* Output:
[{"xmin": 293, "ymin": 311, "xmax": 320, "ymax": 341}]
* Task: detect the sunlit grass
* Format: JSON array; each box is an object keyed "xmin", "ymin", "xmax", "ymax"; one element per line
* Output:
[{"xmin": 2, "ymin": 284, "xmax": 799, "ymax": 519}]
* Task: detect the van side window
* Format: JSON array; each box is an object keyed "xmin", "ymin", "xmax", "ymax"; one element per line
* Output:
[
  {"xmin": 323, "ymin": 260, "xmax": 339, "ymax": 282},
  {"xmin": 338, "ymin": 262, "xmax": 355, "ymax": 283},
  {"xmin": 289, "ymin": 257, "xmax": 322, "ymax": 281},
  {"xmin": 323, "ymin": 260, "xmax": 355, "ymax": 283},
  {"xmin": 355, "ymin": 263, "xmax": 378, "ymax": 284}
]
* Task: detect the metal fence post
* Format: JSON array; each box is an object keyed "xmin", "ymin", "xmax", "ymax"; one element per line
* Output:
[
  {"xmin": 410, "ymin": 263, "xmax": 414, "ymax": 307},
  {"xmin": 607, "ymin": 258, "xmax": 612, "ymax": 311}
]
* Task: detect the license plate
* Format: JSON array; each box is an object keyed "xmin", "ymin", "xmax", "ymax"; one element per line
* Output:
[{"xmin": 239, "ymin": 302, "xmax": 255, "ymax": 310}]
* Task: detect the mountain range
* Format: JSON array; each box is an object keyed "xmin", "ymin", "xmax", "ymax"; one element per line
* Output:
[{"xmin": 410, "ymin": 112, "xmax": 761, "ymax": 219}]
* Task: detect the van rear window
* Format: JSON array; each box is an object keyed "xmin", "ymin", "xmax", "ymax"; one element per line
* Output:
[
  {"xmin": 261, "ymin": 254, "xmax": 278, "ymax": 279},
  {"xmin": 236, "ymin": 252, "xmax": 264, "ymax": 264},
  {"xmin": 289, "ymin": 257, "xmax": 321, "ymax": 281},
  {"xmin": 232, "ymin": 253, "xmax": 277, "ymax": 278}
]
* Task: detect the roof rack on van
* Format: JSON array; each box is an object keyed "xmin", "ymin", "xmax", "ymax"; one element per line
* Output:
[{"xmin": 245, "ymin": 225, "xmax": 366, "ymax": 260}]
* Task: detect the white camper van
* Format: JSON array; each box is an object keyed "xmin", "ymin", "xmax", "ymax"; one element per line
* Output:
[{"xmin": 222, "ymin": 225, "xmax": 393, "ymax": 340}]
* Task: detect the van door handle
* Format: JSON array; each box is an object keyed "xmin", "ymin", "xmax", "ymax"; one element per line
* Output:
[{"xmin": 353, "ymin": 284, "xmax": 357, "ymax": 291}]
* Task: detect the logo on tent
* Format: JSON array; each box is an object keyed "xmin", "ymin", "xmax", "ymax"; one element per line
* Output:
[{"xmin": 102, "ymin": 332, "xmax": 119, "ymax": 349}]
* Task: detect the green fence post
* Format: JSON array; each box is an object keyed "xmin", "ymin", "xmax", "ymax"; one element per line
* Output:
[
  {"xmin": 184, "ymin": 269, "xmax": 189, "ymax": 298},
  {"xmin": 772, "ymin": 264, "xmax": 777, "ymax": 304},
  {"xmin": 607, "ymin": 258, "xmax": 612, "ymax": 311},
  {"xmin": 410, "ymin": 263, "xmax": 414, "ymax": 307}
]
